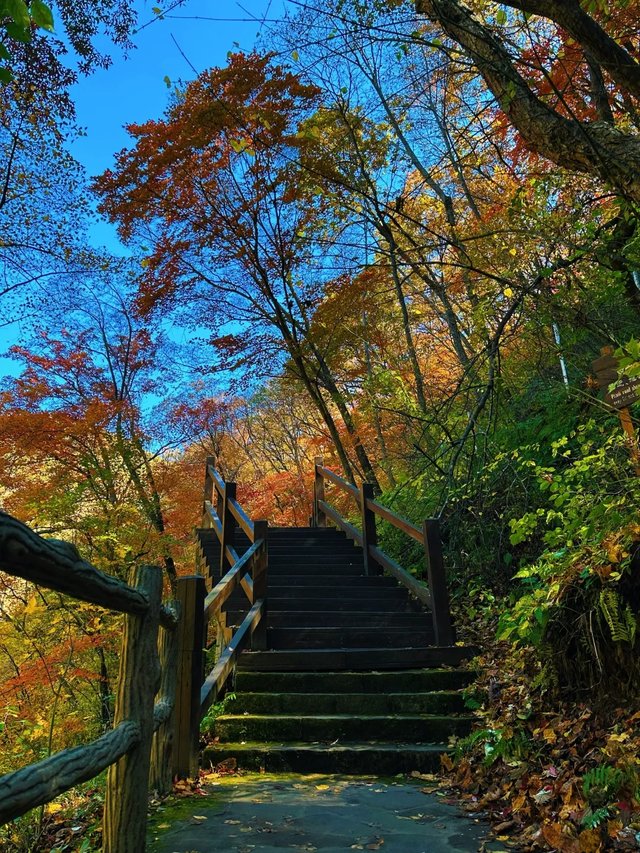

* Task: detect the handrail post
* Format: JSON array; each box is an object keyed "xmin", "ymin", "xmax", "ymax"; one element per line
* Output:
[
  {"xmin": 220, "ymin": 481, "xmax": 237, "ymax": 575},
  {"xmin": 423, "ymin": 519, "xmax": 455, "ymax": 646},
  {"xmin": 173, "ymin": 575, "xmax": 206, "ymax": 779},
  {"xmin": 251, "ymin": 520, "xmax": 269, "ymax": 650},
  {"xmin": 313, "ymin": 457, "xmax": 326, "ymax": 527},
  {"xmin": 360, "ymin": 483, "xmax": 381, "ymax": 576},
  {"xmin": 103, "ymin": 565, "xmax": 163, "ymax": 853},
  {"xmin": 202, "ymin": 456, "xmax": 215, "ymax": 526}
]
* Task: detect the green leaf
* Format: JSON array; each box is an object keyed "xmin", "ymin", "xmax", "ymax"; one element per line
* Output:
[
  {"xmin": 0, "ymin": 66, "xmax": 13, "ymax": 83},
  {"xmin": 0, "ymin": 43, "xmax": 10, "ymax": 60},
  {"xmin": 496, "ymin": 8, "xmax": 508, "ymax": 24},
  {"xmin": 4, "ymin": 20, "xmax": 31, "ymax": 41},
  {"xmin": 30, "ymin": 0, "xmax": 53, "ymax": 31},
  {"xmin": 5, "ymin": 0, "xmax": 30, "ymax": 28},
  {"xmin": 291, "ymin": 49, "xmax": 299, "ymax": 62}
]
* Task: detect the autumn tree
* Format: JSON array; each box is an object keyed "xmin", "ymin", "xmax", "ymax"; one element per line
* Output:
[
  {"xmin": 94, "ymin": 51, "xmax": 383, "ymax": 490},
  {"xmin": 412, "ymin": 0, "xmax": 640, "ymax": 201},
  {"xmin": 0, "ymin": 280, "xmax": 197, "ymax": 588}
]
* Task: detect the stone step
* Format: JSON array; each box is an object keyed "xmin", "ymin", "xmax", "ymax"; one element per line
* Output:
[
  {"xmin": 265, "ymin": 597, "xmax": 419, "ymax": 613},
  {"xmin": 266, "ymin": 627, "xmax": 434, "ymax": 649},
  {"xmin": 267, "ymin": 585, "xmax": 411, "ymax": 599},
  {"xmin": 202, "ymin": 741, "xmax": 449, "ymax": 774},
  {"xmin": 268, "ymin": 575, "xmax": 397, "ymax": 588},
  {"xmin": 267, "ymin": 565, "xmax": 365, "ymax": 576},
  {"xmin": 238, "ymin": 647, "xmax": 477, "ymax": 671},
  {"xmin": 225, "ymin": 690, "xmax": 466, "ymax": 715},
  {"xmin": 225, "ymin": 611, "xmax": 430, "ymax": 628},
  {"xmin": 213, "ymin": 713, "xmax": 472, "ymax": 744},
  {"xmin": 235, "ymin": 668, "xmax": 474, "ymax": 693}
]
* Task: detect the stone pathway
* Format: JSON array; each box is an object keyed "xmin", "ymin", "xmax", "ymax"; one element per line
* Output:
[{"xmin": 148, "ymin": 774, "xmax": 500, "ymax": 853}]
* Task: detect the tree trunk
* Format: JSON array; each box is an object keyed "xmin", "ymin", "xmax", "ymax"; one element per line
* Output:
[{"xmin": 416, "ymin": 0, "xmax": 640, "ymax": 201}]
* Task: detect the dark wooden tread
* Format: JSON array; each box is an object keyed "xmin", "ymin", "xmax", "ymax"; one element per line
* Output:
[
  {"xmin": 203, "ymin": 741, "xmax": 452, "ymax": 774},
  {"xmin": 239, "ymin": 646, "xmax": 478, "ymax": 671}
]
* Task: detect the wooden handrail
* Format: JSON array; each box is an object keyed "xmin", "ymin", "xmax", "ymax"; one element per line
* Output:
[
  {"xmin": 174, "ymin": 463, "xmax": 269, "ymax": 778},
  {"xmin": 318, "ymin": 500, "xmax": 363, "ymax": 546},
  {"xmin": 203, "ymin": 500, "xmax": 223, "ymax": 537},
  {"xmin": 0, "ymin": 514, "xmax": 180, "ymax": 852},
  {"xmin": 228, "ymin": 497, "xmax": 255, "ymax": 540},
  {"xmin": 317, "ymin": 465, "xmax": 360, "ymax": 502},
  {"xmin": 200, "ymin": 599, "xmax": 264, "ymax": 715},
  {"xmin": 365, "ymin": 497, "xmax": 423, "ymax": 544},
  {"xmin": 368, "ymin": 545, "xmax": 432, "ymax": 608},
  {"xmin": 203, "ymin": 539, "xmax": 262, "ymax": 619},
  {"xmin": 313, "ymin": 460, "xmax": 454, "ymax": 647},
  {"xmin": 208, "ymin": 463, "xmax": 226, "ymax": 498}
]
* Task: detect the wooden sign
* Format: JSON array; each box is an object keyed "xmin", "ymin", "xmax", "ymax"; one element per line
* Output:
[
  {"xmin": 593, "ymin": 346, "xmax": 640, "ymax": 475},
  {"xmin": 592, "ymin": 350, "xmax": 640, "ymax": 410}
]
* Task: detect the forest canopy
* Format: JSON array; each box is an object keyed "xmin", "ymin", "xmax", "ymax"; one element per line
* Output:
[{"xmin": 2, "ymin": 0, "xmax": 640, "ymax": 848}]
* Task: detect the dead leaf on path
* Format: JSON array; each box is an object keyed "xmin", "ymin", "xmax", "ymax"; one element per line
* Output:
[
  {"xmin": 224, "ymin": 819, "xmax": 242, "ymax": 825},
  {"xmin": 542, "ymin": 822, "xmax": 580, "ymax": 853},
  {"xmin": 577, "ymin": 828, "xmax": 603, "ymax": 853},
  {"xmin": 441, "ymin": 753, "xmax": 454, "ymax": 771}
]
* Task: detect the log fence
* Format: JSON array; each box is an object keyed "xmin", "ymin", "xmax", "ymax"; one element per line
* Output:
[{"xmin": 0, "ymin": 511, "xmax": 180, "ymax": 852}]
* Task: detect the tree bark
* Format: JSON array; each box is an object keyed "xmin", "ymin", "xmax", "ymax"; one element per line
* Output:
[{"xmin": 415, "ymin": 0, "xmax": 640, "ymax": 201}]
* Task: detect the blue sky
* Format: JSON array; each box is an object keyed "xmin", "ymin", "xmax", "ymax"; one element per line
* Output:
[
  {"xmin": 71, "ymin": 0, "xmax": 286, "ymax": 246},
  {"xmin": 0, "ymin": 0, "xmax": 286, "ymax": 376}
]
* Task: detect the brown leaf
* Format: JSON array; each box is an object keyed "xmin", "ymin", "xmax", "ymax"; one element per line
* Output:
[
  {"xmin": 440, "ymin": 753, "xmax": 454, "ymax": 771},
  {"xmin": 542, "ymin": 823, "xmax": 580, "ymax": 853},
  {"xmin": 577, "ymin": 828, "xmax": 602, "ymax": 853}
]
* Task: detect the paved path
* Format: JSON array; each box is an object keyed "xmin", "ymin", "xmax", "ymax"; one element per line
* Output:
[{"xmin": 148, "ymin": 774, "xmax": 496, "ymax": 853}]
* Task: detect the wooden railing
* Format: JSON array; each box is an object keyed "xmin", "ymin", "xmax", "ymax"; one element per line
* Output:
[
  {"xmin": 312, "ymin": 458, "xmax": 454, "ymax": 646},
  {"xmin": 171, "ymin": 458, "xmax": 268, "ymax": 778},
  {"xmin": 0, "ymin": 512, "xmax": 180, "ymax": 852}
]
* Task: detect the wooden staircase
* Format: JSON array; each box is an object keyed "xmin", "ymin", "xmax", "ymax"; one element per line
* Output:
[{"xmin": 196, "ymin": 517, "xmax": 476, "ymax": 774}]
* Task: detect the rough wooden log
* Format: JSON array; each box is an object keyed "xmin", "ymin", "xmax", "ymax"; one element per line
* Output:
[
  {"xmin": 150, "ymin": 601, "xmax": 180, "ymax": 796},
  {"xmin": 159, "ymin": 603, "xmax": 179, "ymax": 631},
  {"xmin": 103, "ymin": 565, "xmax": 163, "ymax": 853},
  {"xmin": 0, "ymin": 721, "xmax": 140, "ymax": 825},
  {"xmin": 173, "ymin": 575, "xmax": 206, "ymax": 780},
  {"xmin": 0, "ymin": 511, "xmax": 148, "ymax": 615}
]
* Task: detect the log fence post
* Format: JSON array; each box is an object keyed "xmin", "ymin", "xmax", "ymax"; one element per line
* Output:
[
  {"xmin": 423, "ymin": 519, "xmax": 454, "ymax": 646},
  {"xmin": 149, "ymin": 600, "xmax": 180, "ymax": 796},
  {"xmin": 103, "ymin": 565, "xmax": 163, "ymax": 853},
  {"xmin": 172, "ymin": 575, "xmax": 206, "ymax": 779}
]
